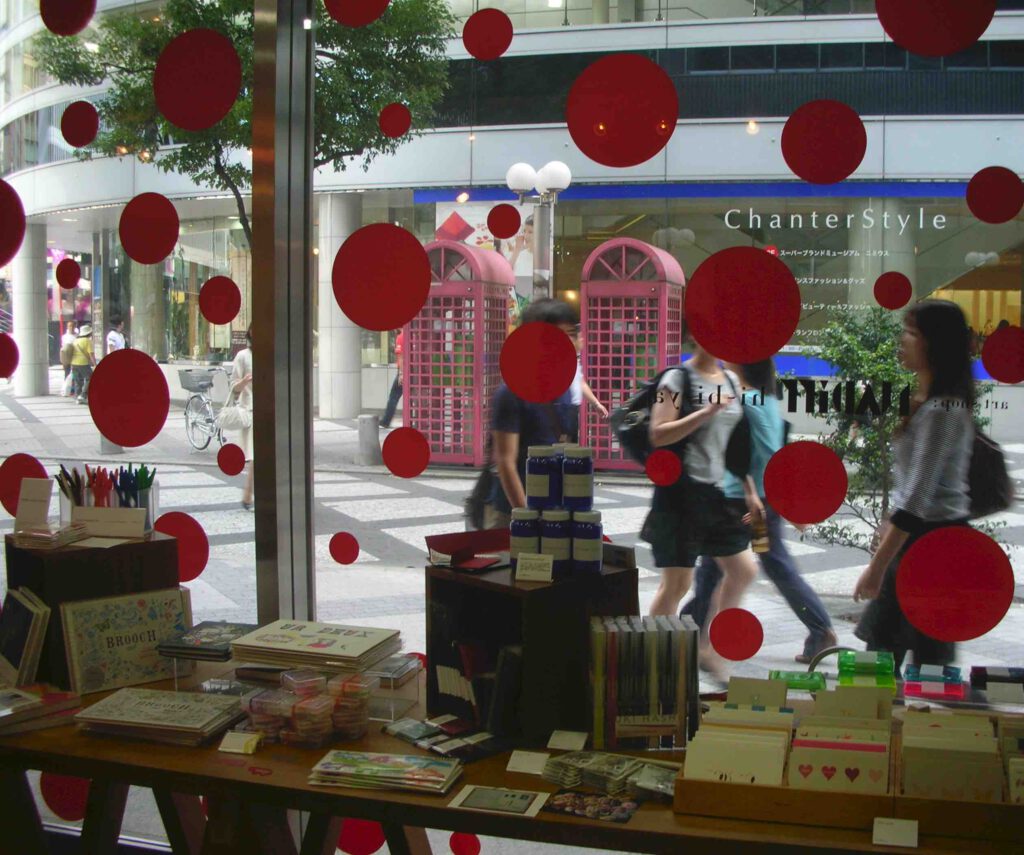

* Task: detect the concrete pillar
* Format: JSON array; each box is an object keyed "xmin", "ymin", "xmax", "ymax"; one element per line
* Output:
[
  {"xmin": 592, "ymin": 0, "xmax": 609, "ymax": 24},
  {"xmin": 846, "ymin": 198, "xmax": 917, "ymax": 308},
  {"xmin": 129, "ymin": 261, "xmax": 167, "ymax": 360},
  {"xmin": 12, "ymin": 223, "xmax": 49, "ymax": 396},
  {"xmin": 317, "ymin": 193, "xmax": 363, "ymax": 418}
]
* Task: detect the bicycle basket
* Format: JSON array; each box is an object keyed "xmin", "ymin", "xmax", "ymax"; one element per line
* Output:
[{"xmin": 178, "ymin": 369, "xmax": 217, "ymax": 394}]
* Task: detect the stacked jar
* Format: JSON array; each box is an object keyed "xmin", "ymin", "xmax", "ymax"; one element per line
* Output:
[
  {"xmin": 509, "ymin": 508, "xmax": 540, "ymax": 571},
  {"xmin": 562, "ymin": 446, "xmax": 594, "ymax": 512},
  {"xmin": 571, "ymin": 510, "xmax": 603, "ymax": 575},
  {"xmin": 526, "ymin": 446, "xmax": 561, "ymax": 511},
  {"xmin": 540, "ymin": 509, "xmax": 572, "ymax": 580}
]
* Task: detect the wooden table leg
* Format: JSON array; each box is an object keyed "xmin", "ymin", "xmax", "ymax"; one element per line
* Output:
[
  {"xmin": 200, "ymin": 795, "xmax": 262, "ymax": 855},
  {"xmin": 153, "ymin": 789, "xmax": 205, "ymax": 855},
  {"xmin": 248, "ymin": 803, "xmax": 298, "ymax": 855},
  {"xmin": 299, "ymin": 813, "xmax": 342, "ymax": 855},
  {"xmin": 382, "ymin": 823, "xmax": 433, "ymax": 855},
  {"xmin": 0, "ymin": 770, "xmax": 48, "ymax": 855},
  {"xmin": 79, "ymin": 780, "xmax": 129, "ymax": 855}
]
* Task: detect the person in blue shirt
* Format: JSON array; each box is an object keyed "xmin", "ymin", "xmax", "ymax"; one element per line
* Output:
[{"xmin": 681, "ymin": 358, "xmax": 837, "ymax": 665}]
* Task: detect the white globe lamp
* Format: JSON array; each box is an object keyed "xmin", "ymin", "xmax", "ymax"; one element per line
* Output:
[
  {"xmin": 537, "ymin": 160, "xmax": 572, "ymax": 193},
  {"xmin": 505, "ymin": 162, "xmax": 537, "ymax": 195}
]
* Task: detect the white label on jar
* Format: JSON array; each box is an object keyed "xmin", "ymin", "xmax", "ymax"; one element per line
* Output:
[
  {"xmin": 541, "ymin": 537, "xmax": 571, "ymax": 560},
  {"xmin": 573, "ymin": 538, "xmax": 602, "ymax": 562},
  {"xmin": 563, "ymin": 473, "xmax": 593, "ymax": 497},
  {"xmin": 510, "ymin": 536, "xmax": 539, "ymax": 557},
  {"xmin": 526, "ymin": 473, "xmax": 550, "ymax": 499}
]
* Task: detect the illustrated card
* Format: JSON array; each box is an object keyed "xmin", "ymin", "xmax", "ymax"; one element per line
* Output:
[
  {"xmin": 726, "ymin": 677, "xmax": 787, "ymax": 708},
  {"xmin": 542, "ymin": 790, "xmax": 640, "ymax": 823},
  {"xmin": 449, "ymin": 785, "xmax": 549, "ymax": 818},
  {"xmin": 683, "ymin": 730, "xmax": 787, "ymax": 787},
  {"xmin": 788, "ymin": 745, "xmax": 890, "ymax": 795},
  {"xmin": 1009, "ymin": 757, "xmax": 1023, "ymax": 804}
]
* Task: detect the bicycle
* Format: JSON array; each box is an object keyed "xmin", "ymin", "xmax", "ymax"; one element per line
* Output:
[{"xmin": 179, "ymin": 367, "xmax": 231, "ymax": 451}]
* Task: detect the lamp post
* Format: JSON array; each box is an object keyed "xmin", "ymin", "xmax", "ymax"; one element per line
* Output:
[{"xmin": 505, "ymin": 161, "xmax": 572, "ymax": 301}]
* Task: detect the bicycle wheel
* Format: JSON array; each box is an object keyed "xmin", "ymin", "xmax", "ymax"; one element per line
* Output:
[{"xmin": 184, "ymin": 395, "xmax": 214, "ymax": 451}]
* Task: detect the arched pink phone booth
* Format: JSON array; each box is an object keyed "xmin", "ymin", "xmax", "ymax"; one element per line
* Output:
[
  {"xmin": 581, "ymin": 237, "xmax": 685, "ymax": 471},
  {"xmin": 404, "ymin": 240, "xmax": 513, "ymax": 466}
]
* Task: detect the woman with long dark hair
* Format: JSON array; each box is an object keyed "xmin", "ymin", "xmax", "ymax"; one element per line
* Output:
[{"xmin": 853, "ymin": 300, "xmax": 975, "ymax": 671}]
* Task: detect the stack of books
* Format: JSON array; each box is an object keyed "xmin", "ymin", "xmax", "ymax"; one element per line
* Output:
[
  {"xmin": 0, "ymin": 684, "xmax": 81, "ymax": 735},
  {"xmin": 231, "ymin": 620, "xmax": 401, "ymax": 672},
  {"xmin": 309, "ymin": 750, "xmax": 462, "ymax": 794},
  {"xmin": 0, "ymin": 587, "xmax": 51, "ymax": 686},
  {"xmin": 157, "ymin": 621, "xmax": 259, "ymax": 662},
  {"xmin": 11, "ymin": 522, "xmax": 89, "ymax": 549},
  {"xmin": 75, "ymin": 688, "xmax": 244, "ymax": 746}
]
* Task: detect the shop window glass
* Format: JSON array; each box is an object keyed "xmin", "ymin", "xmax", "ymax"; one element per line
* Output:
[
  {"xmin": 945, "ymin": 42, "xmax": 990, "ymax": 69},
  {"xmin": 777, "ymin": 44, "xmax": 819, "ymax": 70},
  {"xmin": 990, "ymin": 40, "xmax": 1024, "ymax": 68},
  {"xmin": 730, "ymin": 45, "xmax": 775, "ymax": 71},
  {"xmin": 688, "ymin": 46, "xmax": 729, "ymax": 73},
  {"xmin": 865, "ymin": 42, "xmax": 906, "ymax": 70},
  {"xmin": 820, "ymin": 42, "xmax": 863, "ymax": 69}
]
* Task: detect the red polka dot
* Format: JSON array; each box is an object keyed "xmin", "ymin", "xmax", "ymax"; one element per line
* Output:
[
  {"xmin": 566, "ymin": 54, "xmax": 677, "ymax": 169},
  {"xmin": 154, "ymin": 29, "xmax": 242, "ymax": 132},
  {"xmin": 873, "ymin": 272, "xmax": 912, "ymax": 311},
  {"xmin": 329, "ymin": 532, "xmax": 360, "ymax": 565},
  {"xmin": 199, "ymin": 276, "xmax": 241, "ymax": 325},
  {"xmin": 967, "ymin": 166, "xmax": 1024, "ymax": 225},
  {"xmin": 382, "ymin": 427, "xmax": 430, "ymax": 479},
  {"xmin": 645, "ymin": 449, "xmax": 682, "ymax": 487},
  {"xmin": 487, "ymin": 204, "xmax": 521, "ymax": 240},
  {"xmin": 337, "ymin": 818, "xmax": 386, "ymax": 855},
  {"xmin": 40, "ymin": 0, "xmax": 95, "ymax": 36},
  {"xmin": 876, "ymin": 0, "xmax": 996, "ymax": 58},
  {"xmin": 450, "ymin": 832, "xmax": 482, "ymax": 855},
  {"xmin": 500, "ymin": 322, "xmax": 576, "ymax": 404},
  {"xmin": 217, "ymin": 443, "xmax": 246, "ymax": 476},
  {"xmin": 0, "ymin": 453, "xmax": 47, "ymax": 516},
  {"xmin": 332, "ymin": 224, "xmax": 430, "ymax": 332},
  {"xmin": 56, "ymin": 258, "xmax": 81, "ymax": 290},
  {"xmin": 0, "ymin": 178, "xmax": 27, "ymax": 268},
  {"xmin": 462, "ymin": 9, "xmax": 513, "ymax": 61},
  {"xmin": 324, "ymin": 0, "xmax": 390, "ymax": 28},
  {"xmin": 684, "ymin": 246, "xmax": 800, "ymax": 363},
  {"xmin": 981, "ymin": 325, "xmax": 1024, "ymax": 384},
  {"xmin": 119, "ymin": 193, "xmax": 179, "ymax": 265},
  {"xmin": 60, "ymin": 100, "xmax": 99, "ymax": 147},
  {"xmin": 87, "ymin": 349, "xmax": 170, "ymax": 447},
  {"xmin": 409, "ymin": 651, "xmax": 427, "ymax": 668},
  {"xmin": 40, "ymin": 773, "xmax": 90, "ymax": 822},
  {"xmin": 709, "ymin": 609, "xmax": 763, "ymax": 661},
  {"xmin": 379, "ymin": 103, "xmax": 411, "ymax": 138},
  {"xmin": 155, "ymin": 512, "xmax": 210, "ymax": 583},
  {"xmin": 896, "ymin": 527, "xmax": 1012, "ymax": 642},
  {"xmin": 782, "ymin": 100, "xmax": 866, "ymax": 185},
  {"xmin": 0, "ymin": 333, "xmax": 19, "ymax": 379},
  {"xmin": 764, "ymin": 441, "xmax": 847, "ymax": 525}
]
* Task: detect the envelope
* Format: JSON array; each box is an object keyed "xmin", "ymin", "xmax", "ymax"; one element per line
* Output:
[
  {"xmin": 788, "ymin": 745, "xmax": 890, "ymax": 794},
  {"xmin": 901, "ymin": 750, "xmax": 1003, "ymax": 802},
  {"xmin": 814, "ymin": 686, "xmax": 890, "ymax": 720},
  {"xmin": 684, "ymin": 730, "xmax": 787, "ymax": 787},
  {"xmin": 797, "ymin": 716, "xmax": 891, "ymax": 745},
  {"xmin": 1009, "ymin": 757, "xmax": 1024, "ymax": 804},
  {"xmin": 703, "ymin": 705, "xmax": 795, "ymax": 734},
  {"xmin": 726, "ymin": 677, "xmax": 787, "ymax": 708}
]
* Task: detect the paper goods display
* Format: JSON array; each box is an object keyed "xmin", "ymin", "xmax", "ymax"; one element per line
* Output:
[
  {"xmin": 0, "ymin": 587, "xmax": 51, "ymax": 686},
  {"xmin": 231, "ymin": 620, "xmax": 400, "ymax": 672},
  {"xmin": 0, "ymin": 683, "xmax": 79, "ymax": 733},
  {"xmin": 901, "ymin": 712, "xmax": 1003, "ymax": 802},
  {"xmin": 449, "ymin": 785, "xmax": 549, "ymax": 817},
  {"xmin": 157, "ymin": 621, "xmax": 259, "ymax": 662},
  {"xmin": 309, "ymin": 750, "xmax": 462, "ymax": 794}
]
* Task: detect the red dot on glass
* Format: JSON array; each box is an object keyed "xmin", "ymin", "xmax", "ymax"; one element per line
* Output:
[
  {"xmin": 382, "ymin": 427, "xmax": 431, "ymax": 479},
  {"xmin": 337, "ymin": 818, "xmax": 386, "ymax": 855},
  {"xmin": 967, "ymin": 166, "xmax": 1024, "ymax": 225},
  {"xmin": 0, "ymin": 179, "xmax": 27, "ymax": 268},
  {"xmin": 0, "ymin": 333, "xmax": 19, "ymax": 379},
  {"xmin": 199, "ymin": 276, "xmax": 241, "ymax": 325},
  {"xmin": 0, "ymin": 453, "xmax": 47, "ymax": 516},
  {"xmin": 500, "ymin": 322, "xmax": 577, "ymax": 404},
  {"xmin": 409, "ymin": 651, "xmax": 427, "ymax": 668},
  {"xmin": 684, "ymin": 246, "xmax": 800, "ymax": 363},
  {"xmin": 119, "ymin": 192, "xmax": 179, "ymax": 265},
  {"xmin": 450, "ymin": 832, "xmax": 482, "ymax": 855},
  {"xmin": 462, "ymin": 9, "xmax": 513, "ymax": 61},
  {"xmin": 876, "ymin": 0, "xmax": 996, "ymax": 58},
  {"xmin": 332, "ymin": 224, "xmax": 430, "ymax": 332},
  {"xmin": 487, "ymin": 204, "xmax": 521, "ymax": 240},
  {"xmin": 56, "ymin": 258, "xmax": 81, "ymax": 290},
  {"xmin": 324, "ymin": 0, "xmax": 390, "ymax": 28},
  {"xmin": 61, "ymin": 100, "xmax": 99, "ymax": 147},
  {"xmin": 645, "ymin": 449, "xmax": 682, "ymax": 487},
  {"xmin": 709, "ymin": 608, "xmax": 764, "ymax": 661},
  {"xmin": 154, "ymin": 29, "xmax": 242, "ymax": 132},
  {"xmin": 40, "ymin": 773, "xmax": 90, "ymax": 822},
  {"xmin": 40, "ymin": 0, "xmax": 96, "ymax": 36},
  {"xmin": 87, "ymin": 349, "xmax": 170, "ymax": 447},
  {"xmin": 873, "ymin": 272, "xmax": 912, "ymax": 310},
  {"xmin": 566, "ymin": 54, "xmax": 678, "ymax": 168},
  {"xmin": 155, "ymin": 512, "xmax": 210, "ymax": 584},
  {"xmin": 764, "ymin": 441, "xmax": 847, "ymax": 525},
  {"xmin": 896, "ymin": 527, "xmax": 1013, "ymax": 642},
  {"xmin": 379, "ymin": 103, "xmax": 412, "ymax": 139},
  {"xmin": 981, "ymin": 325, "xmax": 1024, "ymax": 385},
  {"xmin": 782, "ymin": 100, "xmax": 866, "ymax": 185},
  {"xmin": 329, "ymin": 532, "xmax": 360, "ymax": 565},
  {"xmin": 217, "ymin": 443, "xmax": 246, "ymax": 476}
]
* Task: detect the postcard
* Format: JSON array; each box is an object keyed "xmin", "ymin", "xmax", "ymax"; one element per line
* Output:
[{"xmin": 449, "ymin": 785, "xmax": 549, "ymax": 818}]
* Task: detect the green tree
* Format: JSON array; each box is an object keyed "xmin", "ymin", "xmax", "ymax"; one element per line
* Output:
[{"xmin": 37, "ymin": 0, "xmax": 455, "ymax": 248}]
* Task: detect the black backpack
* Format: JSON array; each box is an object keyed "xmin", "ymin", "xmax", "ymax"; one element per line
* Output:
[
  {"xmin": 610, "ymin": 366, "xmax": 691, "ymax": 464},
  {"xmin": 968, "ymin": 428, "xmax": 1013, "ymax": 518}
]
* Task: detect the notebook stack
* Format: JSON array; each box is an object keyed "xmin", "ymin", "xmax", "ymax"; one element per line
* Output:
[
  {"xmin": 0, "ymin": 587, "xmax": 51, "ymax": 686},
  {"xmin": 157, "ymin": 621, "xmax": 259, "ymax": 662},
  {"xmin": 230, "ymin": 620, "xmax": 401, "ymax": 672},
  {"xmin": 11, "ymin": 522, "xmax": 89, "ymax": 550},
  {"xmin": 309, "ymin": 750, "xmax": 463, "ymax": 794},
  {"xmin": 0, "ymin": 684, "xmax": 80, "ymax": 735}
]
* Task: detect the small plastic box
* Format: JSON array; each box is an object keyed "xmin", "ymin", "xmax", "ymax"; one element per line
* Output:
[
  {"xmin": 293, "ymin": 694, "xmax": 333, "ymax": 719},
  {"xmin": 838, "ymin": 650, "xmax": 895, "ymax": 676},
  {"xmin": 281, "ymin": 670, "xmax": 327, "ymax": 696},
  {"xmin": 249, "ymin": 689, "xmax": 300, "ymax": 717},
  {"xmin": 769, "ymin": 670, "xmax": 826, "ymax": 693},
  {"xmin": 903, "ymin": 680, "xmax": 968, "ymax": 700},
  {"xmin": 328, "ymin": 674, "xmax": 380, "ymax": 698},
  {"xmin": 904, "ymin": 664, "xmax": 962, "ymax": 684},
  {"xmin": 838, "ymin": 671, "xmax": 897, "ymax": 691}
]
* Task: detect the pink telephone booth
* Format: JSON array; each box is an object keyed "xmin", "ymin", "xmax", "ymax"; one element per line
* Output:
[
  {"xmin": 405, "ymin": 240, "xmax": 513, "ymax": 466},
  {"xmin": 581, "ymin": 237, "xmax": 685, "ymax": 471}
]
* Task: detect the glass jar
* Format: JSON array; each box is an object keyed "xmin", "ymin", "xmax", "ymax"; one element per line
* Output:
[
  {"xmin": 562, "ymin": 446, "xmax": 594, "ymax": 512},
  {"xmin": 540, "ymin": 509, "xmax": 572, "ymax": 579},
  {"xmin": 509, "ymin": 508, "xmax": 540, "ymax": 571},
  {"xmin": 526, "ymin": 446, "xmax": 560, "ymax": 511},
  {"xmin": 571, "ymin": 510, "xmax": 603, "ymax": 575}
]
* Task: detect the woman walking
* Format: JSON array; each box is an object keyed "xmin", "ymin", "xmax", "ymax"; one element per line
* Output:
[
  {"xmin": 231, "ymin": 326, "xmax": 255, "ymax": 510},
  {"xmin": 71, "ymin": 324, "xmax": 96, "ymax": 404}
]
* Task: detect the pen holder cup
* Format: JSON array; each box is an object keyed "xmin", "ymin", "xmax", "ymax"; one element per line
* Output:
[
  {"xmin": 59, "ymin": 490, "xmax": 95, "ymax": 525},
  {"xmin": 137, "ymin": 486, "xmax": 158, "ymax": 533}
]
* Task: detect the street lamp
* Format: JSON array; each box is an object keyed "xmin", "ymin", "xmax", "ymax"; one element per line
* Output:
[{"xmin": 505, "ymin": 160, "xmax": 572, "ymax": 300}]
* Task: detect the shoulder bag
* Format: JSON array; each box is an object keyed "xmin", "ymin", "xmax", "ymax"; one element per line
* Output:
[{"xmin": 216, "ymin": 389, "xmax": 253, "ymax": 431}]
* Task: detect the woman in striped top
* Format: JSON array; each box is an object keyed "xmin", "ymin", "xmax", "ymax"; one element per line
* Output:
[{"xmin": 853, "ymin": 300, "xmax": 975, "ymax": 672}]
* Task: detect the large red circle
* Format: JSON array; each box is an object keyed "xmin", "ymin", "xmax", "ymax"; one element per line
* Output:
[
  {"xmin": 981, "ymin": 325, "xmax": 1024, "ymax": 385},
  {"xmin": 199, "ymin": 276, "xmax": 241, "ymax": 325},
  {"xmin": 0, "ymin": 453, "xmax": 47, "ymax": 516},
  {"xmin": 450, "ymin": 833, "xmax": 482, "ymax": 855},
  {"xmin": 876, "ymin": 0, "xmax": 996, "ymax": 58},
  {"xmin": 338, "ymin": 818, "xmax": 386, "ymax": 855},
  {"xmin": 119, "ymin": 193, "xmax": 179, "ymax": 265},
  {"xmin": 684, "ymin": 246, "xmax": 801, "ymax": 363},
  {"xmin": 764, "ymin": 441, "xmax": 848, "ymax": 525},
  {"xmin": 896, "ymin": 527, "xmax": 1013, "ymax": 642},
  {"xmin": 56, "ymin": 258, "xmax": 81, "ymax": 290},
  {"xmin": 40, "ymin": 0, "xmax": 96, "ymax": 36},
  {"xmin": 499, "ymin": 322, "xmax": 577, "ymax": 404},
  {"xmin": 379, "ymin": 103, "xmax": 411, "ymax": 139},
  {"xmin": 324, "ymin": 0, "xmax": 390, "ymax": 28},
  {"xmin": 217, "ymin": 443, "xmax": 246, "ymax": 476},
  {"xmin": 873, "ymin": 272, "xmax": 912, "ymax": 310},
  {"xmin": 87, "ymin": 349, "xmax": 170, "ymax": 447},
  {"xmin": 60, "ymin": 100, "xmax": 99, "ymax": 147},
  {"xmin": 645, "ymin": 449, "xmax": 682, "ymax": 487},
  {"xmin": 154, "ymin": 29, "xmax": 242, "ymax": 132},
  {"xmin": 329, "ymin": 532, "xmax": 360, "ymax": 565},
  {"xmin": 462, "ymin": 9, "xmax": 514, "ymax": 61},
  {"xmin": 381, "ymin": 428, "xmax": 430, "ymax": 479},
  {"xmin": 155, "ymin": 512, "xmax": 210, "ymax": 583},
  {"xmin": 0, "ymin": 333, "xmax": 19, "ymax": 379},
  {"xmin": 709, "ymin": 608, "xmax": 764, "ymax": 661},
  {"xmin": 566, "ymin": 54, "xmax": 678, "ymax": 168},
  {"xmin": 487, "ymin": 204, "xmax": 521, "ymax": 240},
  {"xmin": 782, "ymin": 100, "xmax": 866, "ymax": 185},
  {"xmin": 332, "ymin": 224, "xmax": 430, "ymax": 332},
  {"xmin": 0, "ymin": 179, "xmax": 27, "ymax": 268},
  {"xmin": 966, "ymin": 166, "xmax": 1024, "ymax": 225},
  {"xmin": 40, "ymin": 773, "xmax": 90, "ymax": 822}
]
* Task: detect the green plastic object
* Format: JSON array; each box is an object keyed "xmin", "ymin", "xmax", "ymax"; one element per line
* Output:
[
  {"xmin": 838, "ymin": 650, "xmax": 895, "ymax": 676},
  {"xmin": 769, "ymin": 670, "xmax": 826, "ymax": 692},
  {"xmin": 838, "ymin": 671, "xmax": 897, "ymax": 692}
]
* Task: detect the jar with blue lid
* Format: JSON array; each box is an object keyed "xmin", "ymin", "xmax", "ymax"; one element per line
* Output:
[
  {"xmin": 572, "ymin": 510, "xmax": 603, "ymax": 574},
  {"xmin": 562, "ymin": 447, "xmax": 594, "ymax": 511},
  {"xmin": 540, "ymin": 509, "xmax": 572, "ymax": 579},
  {"xmin": 509, "ymin": 508, "xmax": 540, "ymax": 571},
  {"xmin": 526, "ymin": 446, "xmax": 561, "ymax": 511}
]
